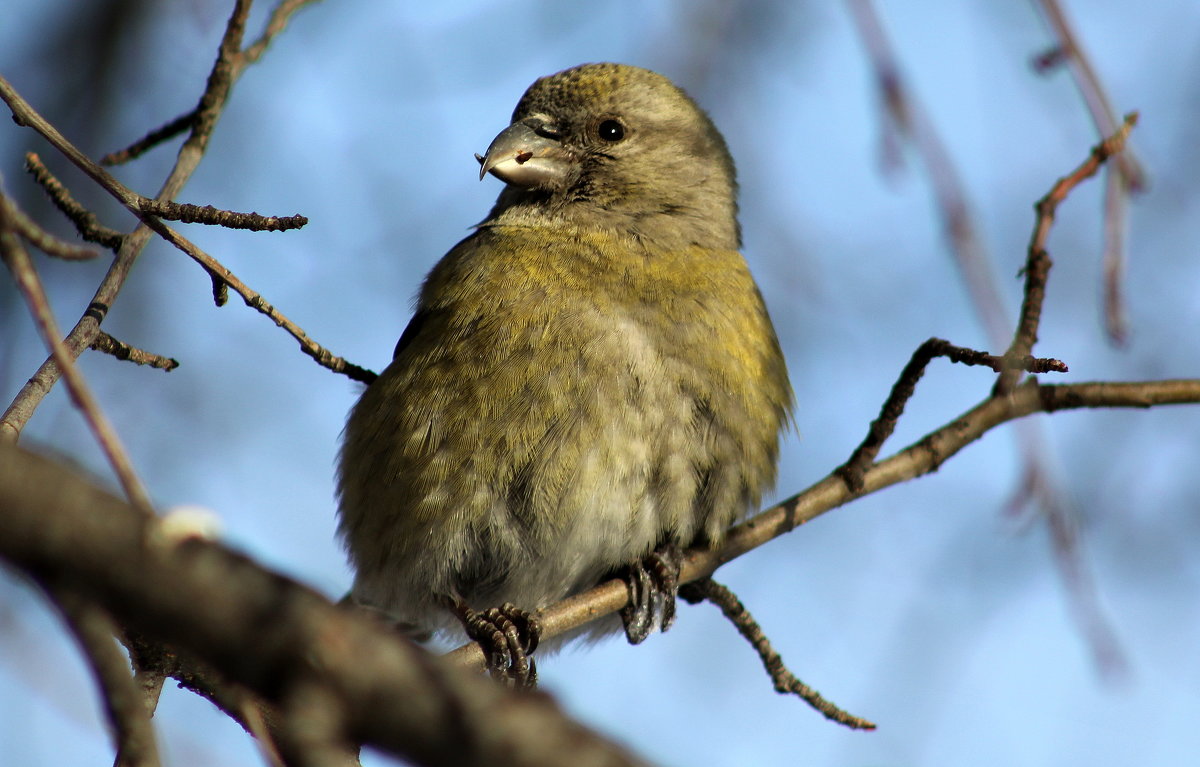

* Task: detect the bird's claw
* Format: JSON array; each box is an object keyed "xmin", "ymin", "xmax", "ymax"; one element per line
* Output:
[
  {"xmin": 459, "ymin": 601, "xmax": 542, "ymax": 688},
  {"xmin": 620, "ymin": 542, "xmax": 683, "ymax": 644}
]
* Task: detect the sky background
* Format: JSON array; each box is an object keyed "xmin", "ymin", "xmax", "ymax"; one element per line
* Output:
[{"xmin": 2, "ymin": 1, "xmax": 1200, "ymax": 765}]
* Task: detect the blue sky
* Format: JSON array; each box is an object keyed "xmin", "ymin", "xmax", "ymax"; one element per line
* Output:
[{"xmin": 2, "ymin": 1, "xmax": 1199, "ymax": 765}]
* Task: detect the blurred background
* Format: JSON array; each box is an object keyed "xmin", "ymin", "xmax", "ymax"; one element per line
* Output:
[{"xmin": 2, "ymin": 1, "xmax": 1199, "ymax": 765}]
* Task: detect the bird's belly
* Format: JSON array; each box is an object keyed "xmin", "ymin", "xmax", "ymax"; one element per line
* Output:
[{"xmin": 353, "ymin": 313, "xmax": 717, "ymax": 640}]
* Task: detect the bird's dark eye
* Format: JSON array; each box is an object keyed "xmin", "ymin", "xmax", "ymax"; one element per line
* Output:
[{"xmin": 597, "ymin": 119, "xmax": 625, "ymax": 142}]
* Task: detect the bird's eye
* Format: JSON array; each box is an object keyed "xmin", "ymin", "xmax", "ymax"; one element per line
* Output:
[{"xmin": 597, "ymin": 119, "xmax": 625, "ymax": 142}]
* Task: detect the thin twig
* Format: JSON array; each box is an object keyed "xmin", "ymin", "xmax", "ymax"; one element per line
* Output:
[
  {"xmin": 24, "ymin": 152, "xmax": 124, "ymax": 250},
  {"xmin": 0, "ymin": 207, "xmax": 153, "ymax": 513},
  {"xmin": 90, "ymin": 332, "xmax": 180, "ymax": 371},
  {"xmin": 845, "ymin": 5, "xmax": 1094, "ymax": 618},
  {"xmin": 242, "ymin": 0, "xmax": 323, "ymax": 64},
  {"xmin": 836, "ymin": 338, "xmax": 1066, "ymax": 491},
  {"xmin": 102, "ymin": 109, "xmax": 198, "ymax": 166},
  {"xmin": 446, "ymin": 377, "xmax": 1200, "ymax": 671},
  {"xmin": 134, "ymin": 213, "xmax": 375, "ymax": 382},
  {"xmin": 679, "ymin": 578, "xmax": 876, "ymax": 730},
  {"xmin": 995, "ymin": 113, "xmax": 1137, "ymax": 394},
  {"xmin": 844, "ymin": 4, "xmax": 1091, "ymax": 596},
  {"xmin": 22, "ymin": 128, "xmax": 304, "ymax": 236},
  {"xmin": 137, "ymin": 199, "xmax": 307, "ymax": 232}
]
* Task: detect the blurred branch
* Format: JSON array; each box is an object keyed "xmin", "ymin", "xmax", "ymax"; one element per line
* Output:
[
  {"xmin": 846, "ymin": 0, "xmax": 1010, "ymax": 344},
  {"xmin": 135, "ymin": 208, "xmax": 375, "ymax": 382},
  {"xmin": 1031, "ymin": 0, "xmax": 1146, "ymax": 191},
  {"xmin": 0, "ymin": 440, "xmax": 647, "ymax": 767},
  {"xmin": 1101, "ymin": 167, "xmax": 1130, "ymax": 344},
  {"xmin": 53, "ymin": 591, "xmax": 162, "ymax": 767},
  {"xmin": 838, "ymin": 337, "xmax": 1067, "ymax": 491}
]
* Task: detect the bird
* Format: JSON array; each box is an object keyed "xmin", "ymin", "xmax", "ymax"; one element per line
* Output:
[{"xmin": 336, "ymin": 62, "xmax": 792, "ymax": 684}]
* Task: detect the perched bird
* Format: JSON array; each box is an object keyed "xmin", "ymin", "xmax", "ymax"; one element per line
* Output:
[{"xmin": 337, "ymin": 63, "xmax": 792, "ymax": 681}]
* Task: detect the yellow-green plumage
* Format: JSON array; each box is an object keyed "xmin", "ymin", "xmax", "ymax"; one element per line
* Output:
[{"xmin": 337, "ymin": 63, "xmax": 791, "ymax": 643}]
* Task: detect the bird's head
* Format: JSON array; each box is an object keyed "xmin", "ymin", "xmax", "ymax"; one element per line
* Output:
[{"xmin": 478, "ymin": 63, "xmax": 741, "ymax": 250}]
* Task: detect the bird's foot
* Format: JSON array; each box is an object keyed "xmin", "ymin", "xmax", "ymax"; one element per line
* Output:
[
  {"xmin": 452, "ymin": 599, "xmax": 541, "ymax": 688},
  {"xmin": 620, "ymin": 542, "xmax": 683, "ymax": 644}
]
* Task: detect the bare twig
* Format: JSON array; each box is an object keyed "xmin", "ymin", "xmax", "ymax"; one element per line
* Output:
[
  {"xmin": 679, "ymin": 578, "xmax": 876, "ymax": 730},
  {"xmin": 133, "ymin": 213, "xmax": 375, "ymax": 382},
  {"xmin": 995, "ymin": 113, "xmax": 1137, "ymax": 394},
  {"xmin": 242, "ymin": 0, "xmax": 323, "ymax": 65},
  {"xmin": 844, "ymin": 6, "xmax": 1098, "ymax": 636},
  {"xmin": 90, "ymin": 332, "xmax": 180, "ymax": 372},
  {"xmin": 102, "ymin": 110, "xmax": 198, "ymax": 166},
  {"xmin": 843, "ymin": 6, "xmax": 1100, "ymax": 602},
  {"xmin": 14, "ymin": 119, "xmax": 304, "ymax": 236},
  {"xmin": 137, "ymin": 199, "xmax": 307, "ymax": 232},
  {"xmin": 837, "ymin": 338, "xmax": 1067, "ymax": 491},
  {"xmin": 24, "ymin": 152, "xmax": 124, "ymax": 250}
]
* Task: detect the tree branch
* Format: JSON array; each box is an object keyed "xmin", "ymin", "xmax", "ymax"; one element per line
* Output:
[
  {"xmin": 446, "ymin": 378, "xmax": 1200, "ymax": 670},
  {"xmin": 0, "ymin": 440, "xmax": 647, "ymax": 767}
]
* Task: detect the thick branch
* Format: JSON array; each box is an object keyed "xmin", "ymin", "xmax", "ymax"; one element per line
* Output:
[{"xmin": 0, "ymin": 441, "xmax": 645, "ymax": 767}]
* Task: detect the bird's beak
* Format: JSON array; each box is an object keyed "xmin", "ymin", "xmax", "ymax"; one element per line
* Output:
[{"xmin": 476, "ymin": 119, "xmax": 569, "ymax": 189}]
